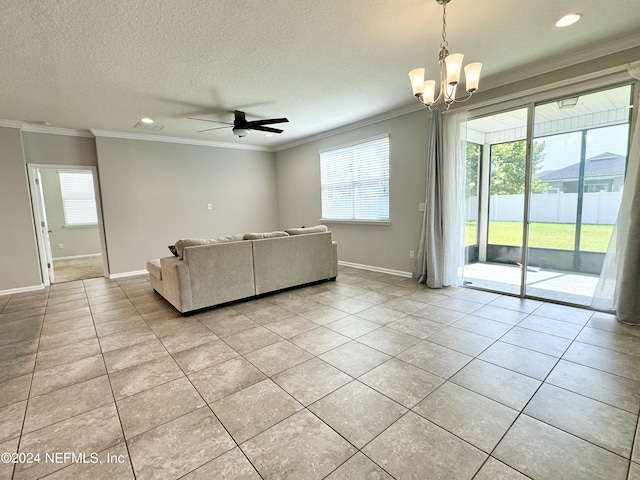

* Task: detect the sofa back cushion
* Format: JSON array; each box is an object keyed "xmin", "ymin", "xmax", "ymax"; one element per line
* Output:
[
  {"xmin": 243, "ymin": 231, "xmax": 289, "ymax": 240},
  {"xmin": 252, "ymin": 231, "xmax": 333, "ymax": 295},
  {"xmin": 182, "ymin": 240, "xmax": 256, "ymax": 310},
  {"xmin": 174, "ymin": 234, "xmax": 244, "ymax": 258},
  {"xmin": 285, "ymin": 225, "xmax": 328, "ymax": 236}
]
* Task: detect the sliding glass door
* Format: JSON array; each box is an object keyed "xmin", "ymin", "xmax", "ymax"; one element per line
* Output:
[
  {"xmin": 463, "ymin": 108, "xmax": 529, "ymax": 295},
  {"xmin": 525, "ymin": 85, "xmax": 632, "ymax": 304},
  {"xmin": 462, "ymin": 84, "xmax": 633, "ymax": 306}
]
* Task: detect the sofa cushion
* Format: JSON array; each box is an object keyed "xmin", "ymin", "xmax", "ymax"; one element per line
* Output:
[
  {"xmin": 215, "ymin": 234, "xmax": 245, "ymax": 243},
  {"xmin": 243, "ymin": 231, "xmax": 289, "ymax": 240},
  {"xmin": 174, "ymin": 234, "xmax": 244, "ymax": 258},
  {"xmin": 285, "ymin": 225, "xmax": 328, "ymax": 235}
]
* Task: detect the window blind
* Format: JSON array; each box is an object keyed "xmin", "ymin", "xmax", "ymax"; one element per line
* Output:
[
  {"xmin": 320, "ymin": 135, "xmax": 390, "ymax": 221},
  {"xmin": 58, "ymin": 171, "xmax": 98, "ymax": 226}
]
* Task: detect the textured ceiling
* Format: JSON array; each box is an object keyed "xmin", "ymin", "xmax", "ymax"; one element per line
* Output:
[{"xmin": 1, "ymin": 0, "xmax": 639, "ymax": 149}]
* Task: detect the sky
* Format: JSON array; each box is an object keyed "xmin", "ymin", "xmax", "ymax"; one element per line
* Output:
[{"xmin": 537, "ymin": 123, "xmax": 630, "ymax": 172}]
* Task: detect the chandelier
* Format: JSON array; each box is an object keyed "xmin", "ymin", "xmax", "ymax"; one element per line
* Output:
[{"xmin": 408, "ymin": 0, "xmax": 482, "ymax": 110}]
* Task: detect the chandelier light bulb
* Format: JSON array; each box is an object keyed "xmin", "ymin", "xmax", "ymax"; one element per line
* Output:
[
  {"xmin": 408, "ymin": 68, "xmax": 426, "ymax": 96},
  {"xmin": 423, "ymin": 80, "xmax": 437, "ymax": 105},
  {"xmin": 464, "ymin": 63, "xmax": 482, "ymax": 92},
  {"xmin": 445, "ymin": 53, "xmax": 464, "ymax": 85}
]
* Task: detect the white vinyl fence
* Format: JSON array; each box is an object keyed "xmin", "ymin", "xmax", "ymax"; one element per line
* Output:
[{"xmin": 466, "ymin": 191, "xmax": 622, "ymax": 225}]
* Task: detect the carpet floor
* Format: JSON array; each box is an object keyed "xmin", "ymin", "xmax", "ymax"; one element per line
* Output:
[{"xmin": 52, "ymin": 255, "xmax": 104, "ymax": 283}]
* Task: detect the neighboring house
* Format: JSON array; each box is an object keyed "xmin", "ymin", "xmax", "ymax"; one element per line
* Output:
[{"xmin": 536, "ymin": 152, "xmax": 626, "ymax": 193}]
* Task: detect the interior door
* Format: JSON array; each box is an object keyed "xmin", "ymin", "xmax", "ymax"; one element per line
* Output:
[{"xmin": 34, "ymin": 169, "xmax": 55, "ymax": 283}]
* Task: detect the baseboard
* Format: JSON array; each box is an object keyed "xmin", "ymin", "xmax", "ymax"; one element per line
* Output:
[
  {"xmin": 0, "ymin": 284, "xmax": 45, "ymax": 296},
  {"xmin": 338, "ymin": 261, "xmax": 412, "ymax": 278},
  {"xmin": 109, "ymin": 270, "xmax": 148, "ymax": 279},
  {"xmin": 53, "ymin": 253, "xmax": 102, "ymax": 261}
]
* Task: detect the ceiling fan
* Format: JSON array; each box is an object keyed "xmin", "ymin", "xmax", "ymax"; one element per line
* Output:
[{"xmin": 190, "ymin": 110, "xmax": 288, "ymax": 137}]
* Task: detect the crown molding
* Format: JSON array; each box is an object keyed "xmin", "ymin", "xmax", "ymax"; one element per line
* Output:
[
  {"xmin": 0, "ymin": 119, "xmax": 25, "ymax": 129},
  {"xmin": 274, "ymin": 103, "xmax": 424, "ymax": 152},
  {"xmin": 463, "ymin": 66, "xmax": 633, "ymax": 117},
  {"xmin": 481, "ymin": 32, "xmax": 640, "ymax": 93},
  {"xmin": 0, "ymin": 119, "xmax": 93, "ymax": 137},
  {"xmin": 21, "ymin": 125, "xmax": 93, "ymax": 137},
  {"xmin": 90, "ymin": 129, "xmax": 275, "ymax": 152}
]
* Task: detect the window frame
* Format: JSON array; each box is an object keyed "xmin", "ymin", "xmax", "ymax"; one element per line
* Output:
[
  {"xmin": 319, "ymin": 134, "xmax": 390, "ymax": 224},
  {"xmin": 58, "ymin": 170, "xmax": 99, "ymax": 227}
]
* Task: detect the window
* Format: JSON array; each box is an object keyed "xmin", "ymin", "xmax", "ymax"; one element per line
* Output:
[
  {"xmin": 58, "ymin": 170, "xmax": 98, "ymax": 227},
  {"xmin": 320, "ymin": 135, "xmax": 389, "ymax": 222}
]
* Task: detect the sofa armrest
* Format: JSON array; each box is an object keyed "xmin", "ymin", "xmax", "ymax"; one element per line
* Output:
[
  {"xmin": 160, "ymin": 256, "xmax": 193, "ymax": 313},
  {"xmin": 146, "ymin": 259, "xmax": 163, "ymax": 295},
  {"xmin": 182, "ymin": 241, "xmax": 255, "ymax": 311}
]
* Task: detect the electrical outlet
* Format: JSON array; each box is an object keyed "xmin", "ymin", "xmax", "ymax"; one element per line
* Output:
[
  {"xmin": 418, "ymin": 203, "xmax": 426, "ymax": 212},
  {"xmin": 58, "ymin": 243, "xmax": 63, "ymax": 249},
  {"xmin": 409, "ymin": 250, "xmax": 415, "ymax": 259}
]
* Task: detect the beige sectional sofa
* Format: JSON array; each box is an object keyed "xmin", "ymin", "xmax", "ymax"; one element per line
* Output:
[{"xmin": 147, "ymin": 227, "xmax": 338, "ymax": 314}]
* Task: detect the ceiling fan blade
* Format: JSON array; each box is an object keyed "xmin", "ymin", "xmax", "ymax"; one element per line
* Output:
[
  {"xmin": 189, "ymin": 117, "xmax": 233, "ymax": 125},
  {"xmin": 196, "ymin": 126, "xmax": 232, "ymax": 133},
  {"xmin": 250, "ymin": 125, "xmax": 284, "ymax": 134},
  {"xmin": 247, "ymin": 118, "xmax": 289, "ymax": 127}
]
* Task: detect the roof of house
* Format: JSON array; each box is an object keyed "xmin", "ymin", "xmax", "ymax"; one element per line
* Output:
[{"xmin": 536, "ymin": 152, "xmax": 626, "ymax": 181}]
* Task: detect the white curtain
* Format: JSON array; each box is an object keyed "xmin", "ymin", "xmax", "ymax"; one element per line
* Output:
[
  {"xmin": 414, "ymin": 109, "xmax": 468, "ymax": 287},
  {"xmin": 592, "ymin": 64, "xmax": 640, "ymax": 324}
]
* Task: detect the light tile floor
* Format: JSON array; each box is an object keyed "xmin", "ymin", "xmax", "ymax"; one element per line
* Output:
[{"xmin": 1, "ymin": 266, "xmax": 640, "ymax": 479}]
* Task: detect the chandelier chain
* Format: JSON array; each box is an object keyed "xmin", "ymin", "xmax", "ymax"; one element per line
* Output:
[{"xmin": 440, "ymin": 0, "xmax": 448, "ymax": 50}]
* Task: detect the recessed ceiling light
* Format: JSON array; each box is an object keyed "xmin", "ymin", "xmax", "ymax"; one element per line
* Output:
[
  {"xmin": 264, "ymin": 133, "xmax": 273, "ymax": 137},
  {"xmin": 140, "ymin": 117, "xmax": 154, "ymax": 124},
  {"xmin": 556, "ymin": 13, "xmax": 582, "ymax": 27}
]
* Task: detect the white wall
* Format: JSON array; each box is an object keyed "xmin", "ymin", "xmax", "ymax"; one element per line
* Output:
[
  {"xmin": 0, "ymin": 130, "xmax": 281, "ymax": 291},
  {"xmin": 95, "ymin": 137, "xmax": 279, "ymax": 274},
  {"xmin": 0, "ymin": 127, "xmax": 42, "ymax": 291},
  {"xmin": 22, "ymin": 132, "xmax": 98, "ymax": 167},
  {"xmin": 275, "ymin": 109, "xmax": 431, "ymax": 274}
]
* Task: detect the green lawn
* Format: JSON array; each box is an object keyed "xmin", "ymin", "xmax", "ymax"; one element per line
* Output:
[{"xmin": 465, "ymin": 221, "xmax": 613, "ymax": 252}]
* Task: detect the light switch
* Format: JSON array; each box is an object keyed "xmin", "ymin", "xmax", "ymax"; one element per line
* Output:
[{"xmin": 207, "ymin": 204, "xmax": 212, "ymax": 210}]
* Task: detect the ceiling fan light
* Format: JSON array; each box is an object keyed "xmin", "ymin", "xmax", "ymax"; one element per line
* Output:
[
  {"xmin": 556, "ymin": 13, "xmax": 582, "ymax": 27},
  {"xmin": 464, "ymin": 63, "xmax": 482, "ymax": 92},
  {"xmin": 408, "ymin": 68, "xmax": 426, "ymax": 96},
  {"xmin": 232, "ymin": 128, "xmax": 250, "ymax": 137},
  {"xmin": 445, "ymin": 53, "xmax": 464, "ymax": 85}
]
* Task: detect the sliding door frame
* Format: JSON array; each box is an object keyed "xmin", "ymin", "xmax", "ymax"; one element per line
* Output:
[{"xmin": 464, "ymin": 74, "xmax": 638, "ymax": 303}]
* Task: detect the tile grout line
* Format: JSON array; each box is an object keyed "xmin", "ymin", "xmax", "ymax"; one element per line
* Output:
[
  {"xmin": 3, "ymin": 269, "xmax": 637, "ymax": 479},
  {"xmin": 10, "ymin": 286, "xmax": 49, "ymax": 480},
  {"xmin": 92, "ymin": 277, "xmax": 142, "ymax": 479}
]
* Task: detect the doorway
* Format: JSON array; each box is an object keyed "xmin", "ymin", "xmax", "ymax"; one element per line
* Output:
[
  {"xmin": 462, "ymin": 84, "xmax": 633, "ymax": 306},
  {"xmin": 27, "ymin": 165, "xmax": 108, "ymax": 286}
]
